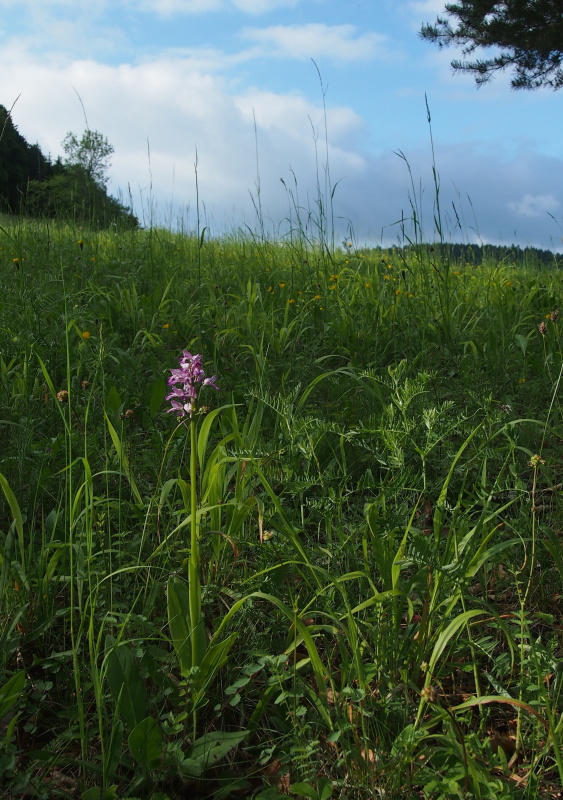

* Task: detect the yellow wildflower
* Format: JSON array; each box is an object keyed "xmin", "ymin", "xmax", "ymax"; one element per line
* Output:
[{"xmin": 81, "ymin": 331, "xmax": 91, "ymax": 339}]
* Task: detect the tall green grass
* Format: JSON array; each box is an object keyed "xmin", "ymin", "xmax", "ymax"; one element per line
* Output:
[{"xmin": 0, "ymin": 214, "xmax": 562, "ymax": 799}]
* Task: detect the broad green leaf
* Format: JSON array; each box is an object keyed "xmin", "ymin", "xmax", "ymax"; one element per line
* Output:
[
  {"xmin": 197, "ymin": 403, "xmax": 236, "ymax": 470},
  {"xmin": 106, "ymin": 644, "xmax": 147, "ymax": 731},
  {"xmin": 289, "ymin": 784, "xmax": 317, "ymax": 799},
  {"xmin": 128, "ymin": 716, "xmax": 164, "ymax": 774},
  {"xmin": 157, "ymin": 478, "xmax": 178, "ymax": 517},
  {"xmin": 191, "ymin": 633, "xmax": 238, "ymax": 702},
  {"xmin": 0, "ymin": 472, "xmax": 25, "ymax": 568},
  {"xmin": 167, "ymin": 575, "xmax": 193, "ymax": 676},
  {"xmin": 106, "ymin": 385, "xmax": 123, "ymax": 413},
  {"xmin": 414, "ymin": 608, "xmax": 488, "ymax": 731},
  {"xmin": 81, "ymin": 789, "xmax": 101, "ymax": 800},
  {"xmin": 0, "ymin": 671, "xmax": 25, "ymax": 719},
  {"xmin": 183, "ymin": 730, "xmax": 248, "ymax": 775},
  {"xmin": 147, "ymin": 377, "xmax": 166, "ymax": 419},
  {"xmin": 514, "ymin": 333, "xmax": 529, "ymax": 355},
  {"xmin": 464, "ymin": 536, "xmax": 521, "ymax": 578}
]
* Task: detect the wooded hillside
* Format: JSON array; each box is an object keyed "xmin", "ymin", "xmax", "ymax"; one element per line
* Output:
[{"xmin": 0, "ymin": 105, "xmax": 137, "ymax": 228}]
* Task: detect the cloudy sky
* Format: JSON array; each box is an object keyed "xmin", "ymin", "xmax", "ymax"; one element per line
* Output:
[{"xmin": 1, "ymin": 0, "xmax": 562, "ymax": 250}]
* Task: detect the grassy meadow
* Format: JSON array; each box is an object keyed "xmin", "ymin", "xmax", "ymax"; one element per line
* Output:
[{"xmin": 0, "ymin": 214, "xmax": 563, "ymax": 799}]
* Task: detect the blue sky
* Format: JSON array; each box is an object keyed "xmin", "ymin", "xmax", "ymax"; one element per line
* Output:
[{"xmin": 1, "ymin": 0, "xmax": 562, "ymax": 250}]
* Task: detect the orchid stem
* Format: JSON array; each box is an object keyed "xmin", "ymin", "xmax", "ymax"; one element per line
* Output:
[{"xmin": 189, "ymin": 414, "xmax": 204, "ymax": 669}]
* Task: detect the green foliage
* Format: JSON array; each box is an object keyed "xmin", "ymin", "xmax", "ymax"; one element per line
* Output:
[
  {"xmin": 0, "ymin": 219, "xmax": 562, "ymax": 798},
  {"xmin": 106, "ymin": 640, "xmax": 148, "ymax": 731},
  {"xmin": 62, "ymin": 129, "xmax": 114, "ymax": 186},
  {"xmin": 421, "ymin": 0, "xmax": 563, "ymax": 90}
]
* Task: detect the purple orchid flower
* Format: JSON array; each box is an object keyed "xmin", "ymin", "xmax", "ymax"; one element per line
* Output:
[{"xmin": 165, "ymin": 351, "xmax": 219, "ymax": 418}]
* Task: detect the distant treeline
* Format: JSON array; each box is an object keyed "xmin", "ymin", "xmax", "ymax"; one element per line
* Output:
[
  {"xmin": 0, "ymin": 105, "xmax": 137, "ymax": 228},
  {"xmin": 368, "ymin": 241, "xmax": 563, "ymax": 269}
]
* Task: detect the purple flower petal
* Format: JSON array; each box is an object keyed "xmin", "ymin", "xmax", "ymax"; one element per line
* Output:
[
  {"xmin": 165, "ymin": 352, "xmax": 219, "ymax": 417},
  {"xmin": 203, "ymin": 376, "xmax": 220, "ymax": 390}
]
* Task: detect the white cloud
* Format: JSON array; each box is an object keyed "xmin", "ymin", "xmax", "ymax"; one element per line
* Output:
[
  {"xmin": 0, "ymin": 47, "xmax": 366, "ymax": 226},
  {"xmin": 0, "ymin": 45, "xmax": 561, "ymax": 249},
  {"xmin": 239, "ymin": 23, "xmax": 388, "ymax": 62},
  {"xmin": 407, "ymin": 0, "xmax": 448, "ymax": 17},
  {"xmin": 131, "ymin": 0, "xmax": 222, "ymax": 13},
  {"xmin": 0, "ymin": 0, "xmax": 304, "ymax": 21},
  {"xmin": 129, "ymin": 0, "xmax": 301, "ymax": 14},
  {"xmin": 0, "ymin": 0, "xmax": 104, "ymax": 7},
  {"xmin": 232, "ymin": 0, "xmax": 302, "ymax": 11},
  {"xmin": 508, "ymin": 194, "xmax": 561, "ymax": 218},
  {"xmin": 0, "ymin": 0, "xmax": 299, "ymax": 9},
  {"xmin": 235, "ymin": 89, "xmax": 367, "ymax": 165}
]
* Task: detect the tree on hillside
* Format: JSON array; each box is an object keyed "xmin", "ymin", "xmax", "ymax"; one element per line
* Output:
[
  {"xmin": 0, "ymin": 104, "xmax": 56, "ymax": 212},
  {"xmin": 62, "ymin": 129, "xmax": 114, "ymax": 186},
  {"xmin": 0, "ymin": 105, "xmax": 136, "ymax": 227},
  {"xmin": 420, "ymin": 1, "xmax": 563, "ymax": 89}
]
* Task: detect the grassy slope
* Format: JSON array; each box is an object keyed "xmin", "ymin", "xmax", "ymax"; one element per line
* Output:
[{"xmin": 0, "ymin": 218, "xmax": 562, "ymax": 799}]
